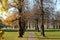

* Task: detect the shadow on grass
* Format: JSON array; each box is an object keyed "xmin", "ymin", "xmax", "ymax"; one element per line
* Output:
[
  {"xmin": 1, "ymin": 29, "xmax": 60, "ymax": 32},
  {"xmin": 2, "ymin": 30, "xmax": 18, "ymax": 32},
  {"xmin": 38, "ymin": 37, "xmax": 60, "ymax": 39},
  {"xmin": 26, "ymin": 29, "xmax": 60, "ymax": 32},
  {"xmin": 20, "ymin": 36, "xmax": 60, "ymax": 39}
]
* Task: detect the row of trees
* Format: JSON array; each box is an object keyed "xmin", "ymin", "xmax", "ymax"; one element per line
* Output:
[
  {"xmin": 22, "ymin": 0, "xmax": 60, "ymax": 37},
  {"xmin": 0, "ymin": 0, "xmax": 60, "ymax": 37}
]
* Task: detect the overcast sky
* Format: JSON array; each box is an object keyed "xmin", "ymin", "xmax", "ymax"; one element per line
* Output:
[
  {"xmin": 0, "ymin": 0, "xmax": 60, "ymax": 20},
  {"xmin": 8, "ymin": 0, "xmax": 60, "ymax": 11},
  {"xmin": 54, "ymin": 0, "xmax": 60, "ymax": 11}
]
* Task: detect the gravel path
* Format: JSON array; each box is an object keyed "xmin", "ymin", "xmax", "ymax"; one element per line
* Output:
[{"xmin": 27, "ymin": 32, "xmax": 38, "ymax": 40}]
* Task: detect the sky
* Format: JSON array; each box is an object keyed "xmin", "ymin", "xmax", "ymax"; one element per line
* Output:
[
  {"xmin": 24, "ymin": 0, "xmax": 60, "ymax": 11},
  {"xmin": 0, "ymin": 0, "xmax": 60, "ymax": 11},
  {"xmin": 7, "ymin": 0, "xmax": 60, "ymax": 11},
  {"xmin": 0, "ymin": 0, "xmax": 60, "ymax": 20},
  {"xmin": 55, "ymin": 0, "xmax": 60, "ymax": 11},
  {"xmin": 24, "ymin": 0, "xmax": 36, "ymax": 10}
]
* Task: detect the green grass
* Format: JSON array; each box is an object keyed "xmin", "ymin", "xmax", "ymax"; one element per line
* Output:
[
  {"xmin": 35, "ymin": 30, "xmax": 60, "ymax": 40},
  {"xmin": 3, "ymin": 32, "xmax": 28, "ymax": 40},
  {"xmin": 2, "ymin": 29, "xmax": 60, "ymax": 40}
]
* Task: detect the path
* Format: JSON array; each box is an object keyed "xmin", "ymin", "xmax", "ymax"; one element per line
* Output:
[{"xmin": 27, "ymin": 32, "xmax": 38, "ymax": 40}]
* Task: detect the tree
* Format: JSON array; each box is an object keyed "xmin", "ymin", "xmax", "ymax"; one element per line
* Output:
[
  {"xmin": 0, "ymin": 0, "xmax": 25, "ymax": 37},
  {"xmin": 17, "ymin": 0, "xmax": 25, "ymax": 37},
  {"xmin": 55, "ymin": 12, "xmax": 60, "ymax": 29},
  {"xmin": 40, "ymin": 0, "xmax": 57, "ymax": 36},
  {"xmin": 0, "ymin": 0, "xmax": 8, "ymax": 10},
  {"xmin": 40, "ymin": 0, "xmax": 45, "ymax": 37}
]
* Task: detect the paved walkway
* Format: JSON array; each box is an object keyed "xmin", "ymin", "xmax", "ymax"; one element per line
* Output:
[{"xmin": 27, "ymin": 32, "xmax": 38, "ymax": 40}]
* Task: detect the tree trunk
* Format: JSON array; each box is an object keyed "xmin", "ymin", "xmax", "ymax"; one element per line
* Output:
[
  {"xmin": 40, "ymin": 0, "xmax": 45, "ymax": 37},
  {"xmin": 59, "ymin": 23, "xmax": 60, "ymax": 29},
  {"xmin": 18, "ymin": 0, "xmax": 24, "ymax": 37},
  {"xmin": 52, "ymin": 20, "xmax": 55, "ymax": 29},
  {"xmin": 35, "ymin": 19, "xmax": 39, "ymax": 32},
  {"xmin": 18, "ymin": 17, "xmax": 23, "ymax": 37},
  {"xmin": 29, "ymin": 21, "xmax": 30, "ymax": 29},
  {"xmin": 41, "ymin": 24, "xmax": 45, "ymax": 36}
]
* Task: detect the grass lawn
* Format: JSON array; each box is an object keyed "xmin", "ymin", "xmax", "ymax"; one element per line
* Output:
[
  {"xmin": 35, "ymin": 30, "xmax": 60, "ymax": 40},
  {"xmin": 3, "ymin": 31, "xmax": 28, "ymax": 40},
  {"xmin": 1, "ymin": 29, "xmax": 60, "ymax": 40}
]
